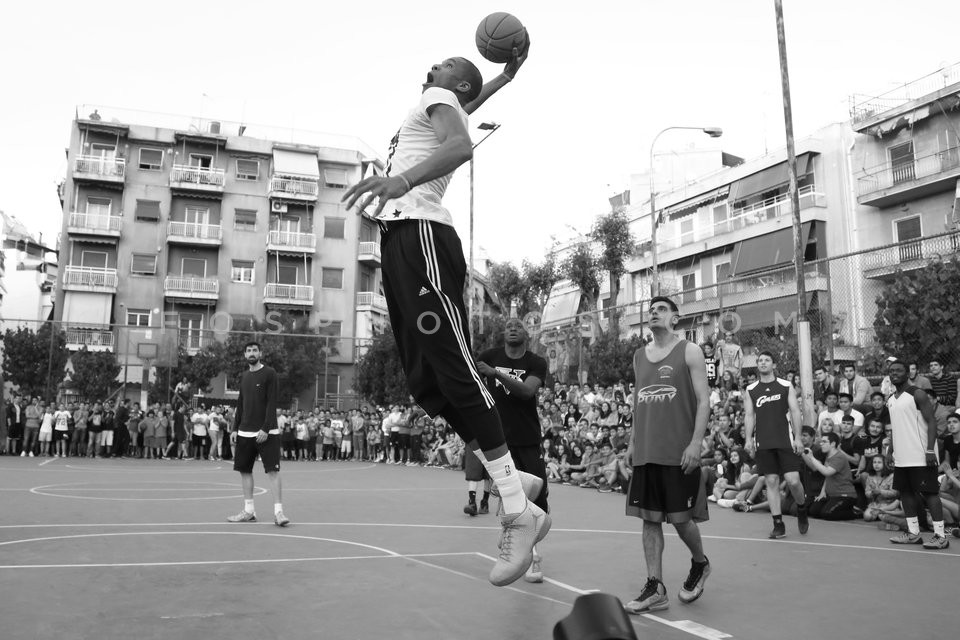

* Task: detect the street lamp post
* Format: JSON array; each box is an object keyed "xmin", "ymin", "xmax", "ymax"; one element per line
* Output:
[
  {"xmin": 648, "ymin": 126, "xmax": 723, "ymax": 298},
  {"xmin": 468, "ymin": 121, "xmax": 501, "ymax": 337}
]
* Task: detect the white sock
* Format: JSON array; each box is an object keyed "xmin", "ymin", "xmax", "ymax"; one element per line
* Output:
[
  {"xmin": 934, "ymin": 520, "xmax": 945, "ymax": 537},
  {"xmin": 906, "ymin": 517, "xmax": 920, "ymax": 535},
  {"xmin": 244, "ymin": 499, "xmax": 255, "ymax": 514},
  {"xmin": 274, "ymin": 503, "xmax": 283, "ymax": 515},
  {"xmin": 467, "ymin": 480, "xmax": 478, "ymax": 492},
  {"xmin": 483, "ymin": 452, "xmax": 525, "ymax": 514}
]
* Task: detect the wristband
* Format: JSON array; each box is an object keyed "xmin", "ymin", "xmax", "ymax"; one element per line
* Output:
[{"xmin": 397, "ymin": 174, "xmax": 412, "ymax": 193}]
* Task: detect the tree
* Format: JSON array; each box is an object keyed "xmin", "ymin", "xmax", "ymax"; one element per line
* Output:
[
  {"xmin": 150, "ymin": 342, "xmax": 228, "ymax": 405},
  {"xmin": 487, "ymin": 261, "xmax": 524, "ymax": 314},
  {"xmin": 874, "ymin": 257, "xmax": 960, "ymax": 368},
  {"xmin": 562, "ymin": 242, "xmax": 603, "ymax": 338},
  {"xmin": 519, "ymin": 256, "xmax": 559, "ymax": 318},
  {"xmin": 472, "ymin": 313, "xmax": 506, "ymax": 353},
  {"xmin": 591, "ymin": 208, "xmax": 635, "ymax": 337},
  {"xmin": 2, "ymin": 323, "xmax": 68, "ymax": 400},
  {"xmin": 220, "ymin": 314, "xmax": 329, "ymax": 407},
  {"xmin": 355, "ymin": 330, "xmax": 409, "ymax": 406},
  {"xmin": 583, "ymin": 331, "xmax": 645, "ymax": 386},
  {"xmin": 69, "ymin": 348, "xmax": 122, "ymax": 402}
]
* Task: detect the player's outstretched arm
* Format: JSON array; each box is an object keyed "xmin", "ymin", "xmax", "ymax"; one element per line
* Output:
[
  {"xmin": 464, "ymin": 37, "xmax": 530, "ymax": 115},
  {"xmin": 683, "ymin": 342, "xmax": 712, "ymax": 473}
]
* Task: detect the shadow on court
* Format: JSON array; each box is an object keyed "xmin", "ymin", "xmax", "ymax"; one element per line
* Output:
[{"xmin": 0, "ymin": 458, "xmax": 954, "ymax": 640}]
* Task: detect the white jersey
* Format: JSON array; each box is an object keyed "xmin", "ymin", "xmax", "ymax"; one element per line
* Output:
[
  {"xmin": 888, "ymin": 388, "xmax": 934, "ymax": 467},
  {"xmin": 379, "ymin": 87, "xmax": 468, "ymax": 226}
]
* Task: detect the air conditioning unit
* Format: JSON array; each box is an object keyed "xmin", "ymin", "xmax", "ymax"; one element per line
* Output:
[
  {"xmin": 208, "ymin": 121, "xmax": 221, "ymax": 134},
  {"xmin": 271, "ymin": 201, "xmax": 288, "ymax": 214}
]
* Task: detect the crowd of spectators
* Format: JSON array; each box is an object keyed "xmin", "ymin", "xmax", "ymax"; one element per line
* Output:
[{"xmin": 2, "ymin": 339, "xmax": 959, "ymax": 537}]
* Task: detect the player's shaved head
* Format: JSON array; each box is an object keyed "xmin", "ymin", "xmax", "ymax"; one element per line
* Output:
[{"xmin": 453, "ymin": 57, "xmax": 483, "ymax": 102}]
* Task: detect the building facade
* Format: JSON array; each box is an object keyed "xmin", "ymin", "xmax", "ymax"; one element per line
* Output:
[
  {"xmin": 55, "ymin": 108, "xmax": 385, "ymax": 407},
  {"xmin": 0, "ymin": 212, "xmax": 57, "ymax": 328}
]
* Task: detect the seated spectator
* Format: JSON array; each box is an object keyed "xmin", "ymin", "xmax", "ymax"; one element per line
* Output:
[
  {"xmin": 578, "ymin": 440, "xmax": 616, "ymax": 489},
  {"xmin": 710, "ymin": 449, "xmax": 758, "ymax": 504},
  {"xmin": 559, "ymin": 443, "xmax": 584, "ymax": 484},
  {"xmin": 598, "ymin": 401, "xmax": 619, "ymax": 428},
  {"xmin": 817, "ymin": 391, "xmax": 843, "ymax": 433},
  {"xmin": 802, "ymin": 432, "xmax": 858, "ymax": 520},
  {"xmin": 940, "ymin": 413, "xmax": 960, "ymax": 472},
  {"xmin": 855, "ymin": 419, "xmax": 886, "ymax": 477},
  {"xmin": 598, "ymin": 443, "xmax": 632, "ymax": 493},
  {"xmin": 863, "ymin": 392, "xmax": 890, "ymax": 428},
  {"xmin": 861, "ymin": 454, "xmax": 899, "ymax": 522},
  {"xmin": 837, "ymin": 393, "xmax": 865, "ymax": 429},
  {"xmin": 567, "ymin": 443, "xmax": 594, "ymax": 485}
]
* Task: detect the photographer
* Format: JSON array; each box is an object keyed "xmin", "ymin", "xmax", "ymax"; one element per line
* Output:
[{"xmin": 801, "ymin": 432, "xmax": 858, "ymax": 520}]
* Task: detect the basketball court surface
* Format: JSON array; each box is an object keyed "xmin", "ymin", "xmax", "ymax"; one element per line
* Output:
[{"xmin": 0, "ymin": 458, "xmax": 953, "ymax": 639}]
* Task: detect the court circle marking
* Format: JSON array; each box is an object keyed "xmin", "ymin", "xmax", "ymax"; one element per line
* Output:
[
  {"xmin": 29, "ymin": 481, "xmax": 267, "ymax": 502},
  {"xmin": 63, "ymin": 464, "xmax": 225, "ymax": 472}
]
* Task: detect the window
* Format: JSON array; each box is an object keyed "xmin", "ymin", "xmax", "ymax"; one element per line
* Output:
[
  {"xmin": 324, "ymin": 217, "xmax": 345, "ymax": 239},
  {"xmin": 323, "ymin": 168, "xmax": 348, "ymax": 189},
  {"xmin": 184, "ymin": 206, "xmax": 209, "ymax": 225},
  {"xmin": 179, "ymin": 313, "xmax": 204, "ymax": 351},
  {"xmin": 130, "ymin": 253, "xmax": 157, "ymax": 275},
  {"xmin": 181, "ymin": 258, "xmax": 207, "ymax": 278},
  {"xmin": 234, "ymin": 209, "xmax": 257, "ymax": 231},
  {"xmin": 86, "ymin": 197, "xmax": 112, "ymax": 216},
  {"xmin": 81, "ymin": 250, "xmax": 108, "ymax": 268},
  {"xmin": 939, "ymin": 129, "xmax": 960, "ymax": 170},
  {"xmin": 321, "ymin": 267, "xmax": 343, "ymax": 289},
  {"xmin": 189, "ymin": 153, "xmax": 213, "ymax": 169},
  {"xmin": 319, "ymin": 373, "xmax": 341, "ymax": 396},
  {"xmin": 90, "ymin": 143, "xmax": 116, "ymax": 158},
  {"xmin": 135, "ymin": 199, "xmax": 161, "ymax": 222},
  {"xmin": 715, "ymin": 262, "xmax": 731, "ymax": 293},
  {"xmin": 681, "ymin": 273, "xmax": 697, "ymax": 304},
  {"xmin": 231, "ymin": 260, "xmax": 255, "ymax": 284},
  {"xmin": 894, "ymin": 215, "xmax": 923, "ymax": 262},
  {"xmin": 271, "ymin": 215, "xmax": 300, "ymax": 233},
  {"xmin": 277, "ymin": 265, "xmax": 299, "ymax": 285},
  {"xmin": 319, "ymin": 320, "xmax": 344, "ymax": 356},
  {"xmin": 889, "ymin": 142, "xmax": 915, "ymax": 185},
  {"xmin": 680, "ymin": 217, "xmax": 695, "ymax": 246},
  {"xmin": 713, "ymin": 204, "xmax": 728, "ymax": 233},
  {"xmin": 139, "ymin": 148, "xmax": 163, "ymax": 171},
  {"xmin": 236, "ymin": 159, "xmax": 259, "ymax": 181},
  {"xmin": 126, "ymin": 309, "xmax": 151, "ymax": 327}
]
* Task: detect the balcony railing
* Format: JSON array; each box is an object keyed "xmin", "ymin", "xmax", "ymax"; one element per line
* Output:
[
  {"xmin": 862, "ymin": 229, "xmax": 960, "ymax": 278},
  {"xmin": 74, "ymin": 155, "xmax": 125, "ymax": 180},
  {"xmin": 68, "ymin": 212, "xmax": 122, "ymax": 235},
  {"xmin": 358, "ymin": 241, "xmax": 381, "ymax": 263},
  {"xmin": 164, "ymin": 276, "xmax": 220, "ymax": 297},
  {"xmin": 857, "ymin": 146, "xmax": 960, "ymax": 198},
  {"xmin": 269, "ymin": 175, "xmax": 319, "ymax": 199},
  {"xmin": 657, "ymin": 185, "xmax": 821, "ymax": 251},
  {"xmin": 264, "ymin": 283, "xmax": 314, "ymax": 303},
  {"xmin": 267, "ymin": 230, "xmax": 316, "ymax": 250},
  {"xmin": 170, "ymin": 164, "xmax": 225, "ymax": 189},
  {"xmin": 167, "ymin": 221, "xmax": 223, "ymax": 242},
  {"xmin": 63, "ymin": 266, "xmax": 118, "ymax": 289},
  {"xmin": 356, "ymin": 291, "xmax": 388, "ymax": 311},
  {"xmin": 65, "ymin": 328, "xmax": 115, "ymax": 350},
  {"xmin": 849, "ymin": 62, "xmax": 960, "ymax": 123}
]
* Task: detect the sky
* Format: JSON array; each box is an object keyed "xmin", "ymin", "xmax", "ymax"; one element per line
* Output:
[{"xmin": 1, "ymin": 0, "xmax": 958, "ymax": 266}]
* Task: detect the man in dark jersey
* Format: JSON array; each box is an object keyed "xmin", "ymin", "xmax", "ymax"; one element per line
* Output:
[
  {"xmin": 702, "ymin": 343, "xmax": 719, "ymax": 388},
  {"xmin": 624, "ymin": 297, "xmax": 711, "ymax": 614},
  {"xmin": 228, "ymin": 342, "xmax": 288, "ymax": 527},
  {"xmin": 744, "ymin": 351, "xmax": 807, "ymax": 539},
  {"xmin": 476, "ymin": 317, "xmax": 548, "ymax": 583}
]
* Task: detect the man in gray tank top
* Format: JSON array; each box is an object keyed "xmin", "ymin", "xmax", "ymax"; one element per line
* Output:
[{"xmin": 623, "ymin": 297, "xmax": 712, "ymax": 615}]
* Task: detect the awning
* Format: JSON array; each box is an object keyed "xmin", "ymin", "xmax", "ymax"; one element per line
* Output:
[
  {"xmin": 62, "ymin": 291, "xmax": 112, "ymax": 327},
  {"xmin": 733, "ymin": 293, "xmax": 816, "ymax": 331},
  {"xmin": 541, "ymin": 289, "xmax": 582, "ymax": 327},
  {"xmin": 273, "ymin": 149, "xmax": 319, "ymax": 178},
  {"xmin": 135, "ymin": 199, "xmax": 161, "ymax": 221},
  {"xmin": 731, "ymin": 222, "xmax": 812, "ymax": 276},
  {"xmin": 727, "ymin": 153, "xmax": 811, "ymax": 203},
  {"xmin": 665, "ymin": 185, "xmax": 730, "ymax": 221}
]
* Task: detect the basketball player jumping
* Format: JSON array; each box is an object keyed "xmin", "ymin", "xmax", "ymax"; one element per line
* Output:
[
  {"xmin": 744, "ymin": 351, "xmax": 808, "ymax": 539},
  {"xmin": 342, "ymin": 44, "xmax": 549, "ymax": 587}
]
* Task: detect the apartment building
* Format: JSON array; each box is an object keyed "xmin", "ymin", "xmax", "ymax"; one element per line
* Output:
[
  {"xmin": 55, "ymin": 108, "xmax": 385, "ymax": 406},
  {"xmin": 0, "ymin": 211, "xmax": 57, "ymax": 327}
]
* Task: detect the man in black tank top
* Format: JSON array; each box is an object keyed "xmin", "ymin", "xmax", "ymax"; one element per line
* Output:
[
  {"xmin": 744, "ymin": 351, "xmax": 807, "ymax": 539},
  {"xmin": 623, "ymin": 297, "xmax": 712, "ymax": 615}
]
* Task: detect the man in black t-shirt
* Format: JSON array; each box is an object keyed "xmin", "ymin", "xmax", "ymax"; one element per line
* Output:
[
  {"xmin": 476, "ymin": 317, "xmax": 548, "ymax": 583},
  {"xmin": 863, "ymin": 392, "xmax": 890, "ymax": 428},
  {"xmin": 702, "ymin": 343, "xmax": 720, "ymax": 388}
]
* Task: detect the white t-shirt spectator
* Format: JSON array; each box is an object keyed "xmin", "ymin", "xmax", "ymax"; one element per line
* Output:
[
  {"xmin": 54, "ymin": 410, "xmax": 71, "ymax": 432},
  {"xmin": 818, "ymin": 409, "xmax": 844, "ymax": 431},
  {"xmin": 191, "ymin": 411, "xmax": 208, "ymax": 437}
]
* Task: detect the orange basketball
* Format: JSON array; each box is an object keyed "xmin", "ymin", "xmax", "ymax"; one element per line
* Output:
[{"xmin": 475, "ymin": 12, "xmax": 527, "ymax": 64}]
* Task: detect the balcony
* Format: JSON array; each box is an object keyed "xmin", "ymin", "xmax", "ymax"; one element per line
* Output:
[
  {"xmin": 356, "ymin": 291, "xmax": 388, "ymax": 313},
  {"xmin": 357, "ymin": 241, "xmax": 381, "ymax": 266},
  {"xmin": 65, "ymin": 327, "xmax": 115, "ymax": 352},
  {"xmin": 863, "ymin": 230, "xmax": 960, "ymax": 280},
  {"xmin": 163, "ymin": 276, "xmax": 220, "ymax": 302},
  {"xmin": 857, "ymin": 146, "xmax": 960, "ymax": 207},
  {"xmin": 73, "ymin": 155, "xmax": 125, "ymax": 185},
  {"xmin": 266, "ymin": 230, "xmax": 316, "ymax": 254},
  {"xmin": 167, "ymin": 221, "xmax": 223, "ymax": 246},
  {"xmin": 264, "ymin": 283, "xmax": 314, "ymax": 307},
  {"xmin": 269, "ymin": 175, "xmax": 319, "ymax": 201},
  {"xmin": 67, "ymin": 212, "xmax": 122, "ymax": 239},
  {"xmin": 62, "ymin": 266, "xmax": 118, "ymax": 293},
  {"xmin": 169, "ymin": 164, "xmax": 225, "ymax": 195}
]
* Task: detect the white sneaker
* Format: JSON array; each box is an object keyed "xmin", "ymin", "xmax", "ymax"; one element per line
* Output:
[
  {"xmin": 20, "ymin": 452, "xmax": 26, "ymax": 457},
  {"xmin": 490, "ymin": 501, "xmax": 551, "ymax": 587},
  {"xmin": 29, "ymin": 452, "xmax": 35, "ymax": 457},
  {"xmin": 524, "ymin": 553, "xmax": 544, "ymax": 583}
]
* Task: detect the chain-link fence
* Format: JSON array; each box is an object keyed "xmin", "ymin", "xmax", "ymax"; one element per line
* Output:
[
  {"xmin": 522, "ymin": 228, "xmax": 960, "ymax": 386},
  {"xmin": 0, "ymin": 317, "xmax": 375, "ymax": 411}
]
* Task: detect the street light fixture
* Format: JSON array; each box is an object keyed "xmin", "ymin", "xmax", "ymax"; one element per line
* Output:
[
  {"xmin": 469, "ymin": 121, "xmax": 501, "ymax": 335},
  {"xmin": 648, "ymin": 126, "xmax": 723, "ymax": 297}
]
